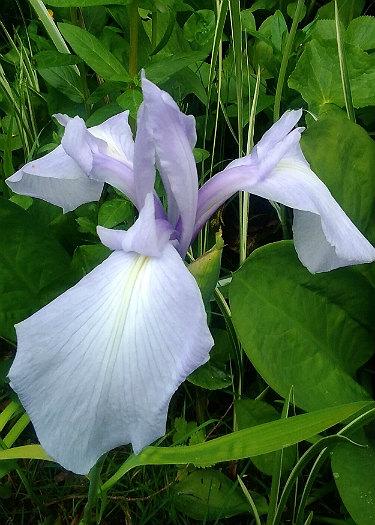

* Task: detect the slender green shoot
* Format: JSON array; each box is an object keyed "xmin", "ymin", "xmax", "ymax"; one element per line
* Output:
[
  {"xmin": 237, "ymin": 475, "xmax": 262, "ymax": 525},
  {"xmin": 334, "ymin": 0, "xmax": 355, "ymax": 122},
  {"xmin": 129, "ymin": 1, "xmax": 139, "ymax": 79},
  {"xmin": 266, "ymin": 387, "xmax": 293, "ymax": 525},
  {"xmin": 28, "ymin": 0, "xmax": 74, "ymax": 56},
  {"xmin": 273, "ymin": 0, "xmax": 304, "ymax": 122}
]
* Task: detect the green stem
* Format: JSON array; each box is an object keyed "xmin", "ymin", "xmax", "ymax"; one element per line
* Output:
[
  {"xmin": 81, "ymin": 456, "xmax": 106, "ymax": 525},
  {"xmin": 129, "ymin": 1, "xmax": 139, "ymax": 79},
  {"xmin": 151, "ymin": 10, "xmax": 158, "ymax": 49},
  {"xmin": 334, "ymin": 0, "xmax": 355, "ymax": 122},
  {"xmin": 273, "ymin": 0, "xmax": 304, "ymax": 122}
]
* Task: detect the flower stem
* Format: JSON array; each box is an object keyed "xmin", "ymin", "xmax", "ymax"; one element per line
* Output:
[
  {"xmin": 81, "ymin": 455, "xmax": 106, "ymax": 525},
  {"xmin": 129, "ymin": 1, "xmax": 139, "ymax": 79}
]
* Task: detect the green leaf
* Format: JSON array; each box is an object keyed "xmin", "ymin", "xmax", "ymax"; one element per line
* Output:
[
  {"xmin": 58, "ymin": 23, "xmax": 130, "ymax": 81},
  {"xmin": 72, "ymin": 244, "xmax": 111, "ymax": 276},
  {"xmin": 145, "ymin": 51, "xmax": 207, "ymax": 84},
  {"xmin": 38, "ymin": 66, "xmax": 84, "ymax": 103},
  {"xmin": 173, "ymin": 469, "xmax": 265, "ymax": 520},
  {"xmin": 346, "ymin": 16, "xmax": 375, "ymax": 51},
  {"xmin": 301, "ymin": 110, "xmax": 375, "ymax": 243},
  {"xmin": 240, "ymin": 9, "xmax": 256, "ymax": 32},
  {"xmin": 116, "ymin": 89, "xmax": 143, "ymax": 119},
  {"xmin": 101, "ymin": 401, "xmax": 371, "ymax": 491},
  {"xmin": 0, "ymin": 199, "xmax": 79, "ymax": 342},
  {"xmin": 230, "ymin": 241, "xmax": 374, "ymax": 411},
  {"xmin": 98, "ymin": 198, "xmax": 134, "ymax": 229},
  {"xmin": 317, "ymin": 0, "xmax": 366, "ymax": 27},
  {"xmin": 183, "ymin": 10, "xmax": 216, "ymax": 50},
  {"xmin": 34, "ymin": 50, "xmax": 83, "ymax": 67},
  {"xmin": 188, "ymin": 233, "xmax": 223, "ymax": 306},
  {"xmin": 332, "ymin": 434, "xmax": 375, "ymax": 525},
  {"xmin": 258, "ymin": 10, "xmax": 287, "ymax": 52},
  {"xmin": 188, "ymin": 362, "xmax": 232, "ymax": 390},
  {"xmin": 289, "ymin": 39, "xmax": 375, "ymax": 109},
  {"xmin": 46, "ymin": 0, "xmax": 128, "ymax": 5},
  {"xmin": 235, "ymin": 399, "xmax": 296, "ymax": 476},
  {"xmin": 0, "ymin": 445, "xmax": 51, "ymax": 461}
]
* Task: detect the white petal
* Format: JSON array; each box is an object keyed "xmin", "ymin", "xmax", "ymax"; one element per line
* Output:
[
  {"xmin": 97, "ymin": 193, "xmax": 173, "ymax": 257},
  {"xmin": 89, "ymin": 111, "xmax": 134, "ymax": 165},
  {"xmin": 9, "ymin": 246, "xmax": 213, "ymax": 474},
  {"xmin": 245, "ymin": 144, "xmax": 375, "ymax": 272},
  {"xmin": 6, "ymin": 145, "xmax": 103, "ymax": 212}
]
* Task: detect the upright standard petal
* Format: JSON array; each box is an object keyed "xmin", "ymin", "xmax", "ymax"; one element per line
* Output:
[
  {"xmin": 6, "ymin": 145, "xmax": 103, "ymax": 212},
  {"xmin": 132, "ymin": 102, "xmax": 156, "ymax": 209},
  {"xmin": 57, "ymin": 111, "xmax": 134, "ymax": 168},
  {"xmin": 141, "ymin": 77, "xmax": 198, "ymax": 256},
  {"xmin": 98, "ymin": 193, "xmax": 173, "ymax": 257},
  {"xmin": 9, "ymin": 243, "xmax": 213, "ymax": 474}
]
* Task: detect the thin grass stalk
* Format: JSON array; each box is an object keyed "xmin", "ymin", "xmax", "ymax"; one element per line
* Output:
[
  {"xmin": 129, "ymin": 1, "xmax": 139, "ymax": 79},
  {"xmin": 198, "ymin": 0, "xmax": 228, "ymax": 257},
  {"xmin": 202, "ymin": 15, "xmax": 223, "ymax": 254},
  {"xmin": 334, "ymin": 0, "xmax": 355, "ymax": 122},
  {"xmin": 273, "ymin": 0, "xmax": 304, "ymax": 122},
  {"xmin": 271, "ymin": 407, "xmax": 375, "ymax": 525},
  {"xmin": 237, "ymin": 475, "xmax": 262, "ymax": 525},
  {"xmin": 28, "ymin": 0, "xmax": 74, "ymax": 56},
  {"xmin": 266, "ymin": 388, "xmax": 293, "ymax": 525}
]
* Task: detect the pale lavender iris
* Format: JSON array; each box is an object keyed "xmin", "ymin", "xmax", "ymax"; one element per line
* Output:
[{"xmin": 6, "ymin": 76, "xmax": 375, "ymax": 475}]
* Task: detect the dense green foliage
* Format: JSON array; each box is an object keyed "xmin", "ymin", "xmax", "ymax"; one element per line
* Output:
[{"xmin": 1, "ymin": 1, "xmax": 375, "ymax": 524}]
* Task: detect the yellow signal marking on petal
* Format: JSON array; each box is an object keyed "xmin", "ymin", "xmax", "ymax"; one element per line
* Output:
[{"xmin": 105, "ymin": 255, "xmax": 149, "ymax": 363}]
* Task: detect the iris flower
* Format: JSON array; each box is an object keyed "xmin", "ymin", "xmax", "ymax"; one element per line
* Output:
[{"xmin": 6, "ymin": 77, "xmax": 375, "ymax": 474}]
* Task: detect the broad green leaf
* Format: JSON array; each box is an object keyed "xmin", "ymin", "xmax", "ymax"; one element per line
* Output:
[
  {"xmin": 38, "ymin": 66, "xmax": 84, "ymax": 102},
  {"xmin": 317, "ymin": 0, "xmax": 366, "ymax": 26},
  {"xmin": 346, "ymin": 16, "xmax": 375, "ymax": 51},
  {"xmin": 258, "ymin": 10, "xmax": 287, "ymax": 52},
  {"xmin": 235, "ymin": 399, "xmax": 296, "ymax": 476},
  {"xmin": 101, "ymin": 401, "xmax": 371, "ymax": 491},
  {"xmin": 58, "ymin": 23, "xmax": 130, "ymax": 81},
  {"xmin": 34, "ymin": 50, "xmax": 83, "ymax": 67},
  {"xmin": 287, "ymin": 1, "xmax": 306, "ymax": 21},
  {"xmin": 332, "ymin": 434, "xmax": 375, "ymax": 525},
  {"xmin": 173, "ymin": 469, "xmax": 266, "ymax": 520},
  {"xmin": 241, "ymin": 9, "xmax": 256, "ymax": 32},
  {"xmin": 145, "ymin": 51, "xmax": 207, "ymax": 84},
  {"xmin": 230, "ymin": 242, "xmax": 374, "ymax": 411},
  {"xmin": 183, "ymin": 10, "xmax": 216, "ymax": 50},
  {"xmin": 0, "ymin": 445, "xmax": 51, "ymax": 461},
  {"xmin": 98, "ymin": 198, "xmax": 134, "ymax": 229},
  {"xmin": 116, "ymin": 89, "xmax": 143, "ymax": 119},
  {"xmin": 72, "ymin": 244, "xmax": 111, "ymax": 276},
  {"xmin": 46, "ymin": 0, "xmax": 128, "ymax": 5},
  {"xmin": 188, "ymin": 362, "xmax": 232, "ymax": 390},
  {"xmin": 301, "ymin": 110, "xmax": 375, "ymax": 243},
  {"xmin": 0, "ymin": 199, "xmax": 78, "ymax": 342},
  {"xmin": 289, "ymin": 39, "xmax": 375, "ymax": 109}
]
